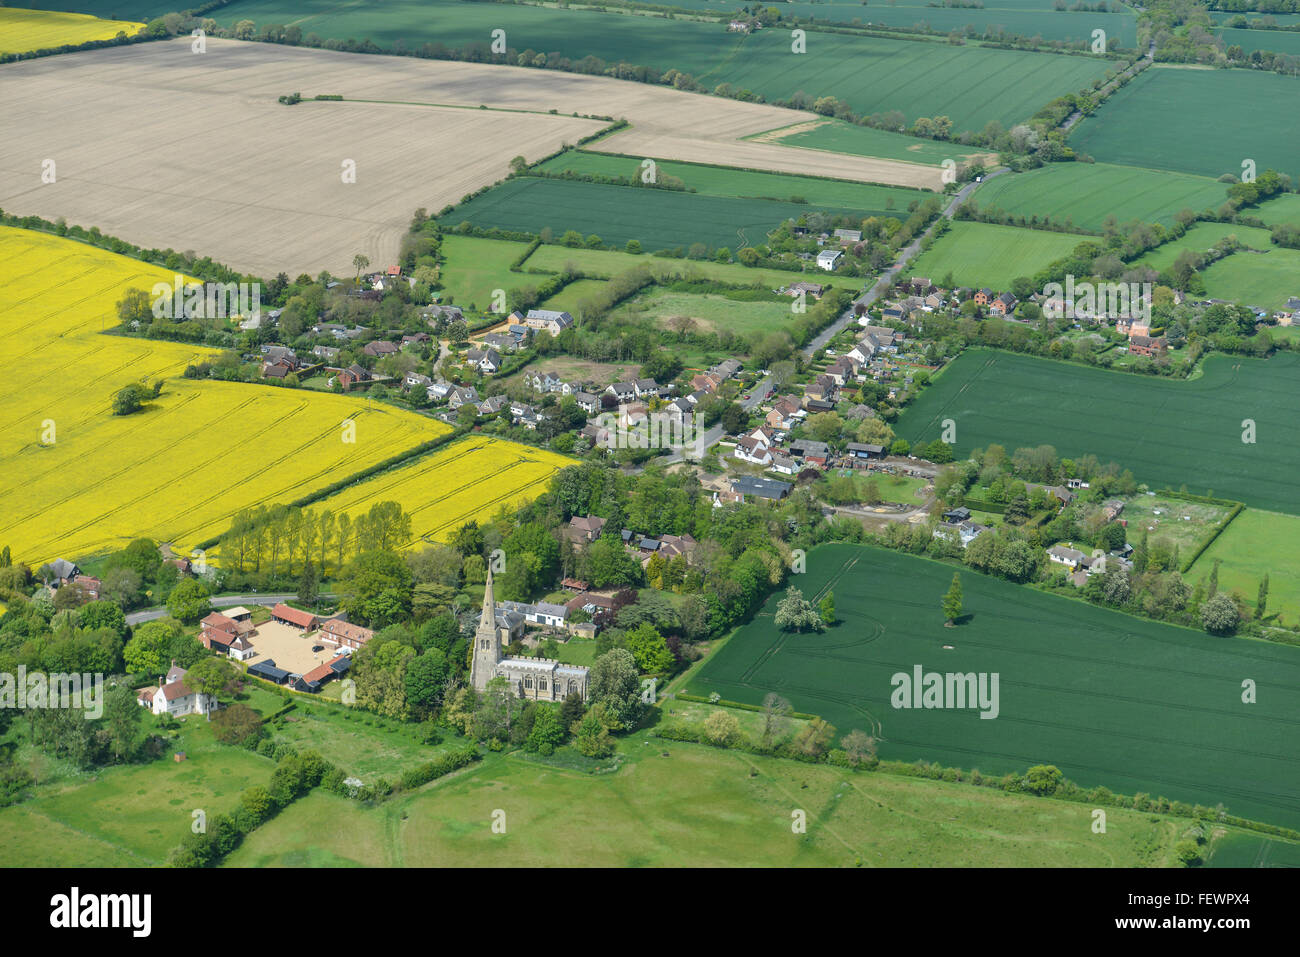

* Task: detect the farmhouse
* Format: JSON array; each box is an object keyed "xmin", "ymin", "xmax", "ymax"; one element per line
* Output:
[
  {"xmin": 1128, "ymin": 335, "xmax": 1168, "ymax": 358},
  {"xmin": 318, "ymin": 617, "xmax": 374, "ymax": 650},
  {"xmin": 566, "ymin": 514, "xmax": 607, "ymax": 545},
  {"xmin": 136, "ymin": 663, "xmax": 214, "ymax": 717},
  {"xmin": 470, "ymin": 570, "xmax": 589, "ymax": 701}
]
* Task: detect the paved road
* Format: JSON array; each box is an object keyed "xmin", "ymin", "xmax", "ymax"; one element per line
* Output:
[
  {"xmin": 665, "ymin": 171, "xmax": 1004, "ymax": 465},
  {"xmin": 125, "ymin": 593, "xmax": 336, "ymax": 626}
]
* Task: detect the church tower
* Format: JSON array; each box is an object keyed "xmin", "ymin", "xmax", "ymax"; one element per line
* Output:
[{"xmin": 470, "ymin": 567, "xmax": 502, "ymax": 692}]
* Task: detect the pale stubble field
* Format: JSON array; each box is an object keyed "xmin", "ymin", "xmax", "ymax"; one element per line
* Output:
[{"xmin": 0, "ymin": 37, "xmax": 940, "ymax": 277}]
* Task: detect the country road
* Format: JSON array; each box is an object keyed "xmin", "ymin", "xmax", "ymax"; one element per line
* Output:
[
  {"xmin": 664, "ymin": 169, "xmax": 1003, "ymax": 464},
  {"xmin": 125, "ymin": 593, "xmax": 337, "ymax": 626}
]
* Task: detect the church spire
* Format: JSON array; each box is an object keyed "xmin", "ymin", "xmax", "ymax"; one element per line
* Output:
[{"xmin": 480, "ymin": 566, "xmax": 495, "ymax": 630}]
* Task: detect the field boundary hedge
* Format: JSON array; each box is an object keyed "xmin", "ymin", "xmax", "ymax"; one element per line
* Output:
[
  {"xmin": 674, "ymin": 692, "xmax": 819, "ymax": 721},
  {"xmin": 194, "ymin": 425, "xmax": 470, "ymax": 550}
]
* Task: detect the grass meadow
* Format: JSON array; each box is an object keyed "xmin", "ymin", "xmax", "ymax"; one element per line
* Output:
[
  {"xmin": 0, "ymin": 712, "xmax": 273, "ymax": 866},
  {"xmin": 688, "ymin": 543, "xmax": 1300, "ymax": 831},
  {"xmin": 897, "ymin": 348, "xmax": 1300, "ymax": 514},
  {"xmin": 224, "ymin": 738, "xmax": 1183, "ymax": 867},
  {"xmin": 611, "ymin": 287, "xmax": 800, "ymax": 339},
  {"xmin": 1253, "ymin": 192, "xmax": 1300, "ymax": 229},
  {"xmin": 761, "ymin": 118, "xmax": 991, "ymax": 166},
  {"xmin": 1070, "ymin": 67, "xmax": 1300, "ymax": 182},
  {"xmin": 972, "ymin": 162, "xmax": 1229, "ymax": 230},
  {"xmin": 1134, "ymin": 222, "xmax": 1275, "ymax": 273},
  {"xmin": 522, "ymin": 243, "xmax": 813, "ymax": 287},
  {"xmin": 436, "ymin": 235, "xmax": 531, "ymax": 312},
  {"xmin": 908, "ymin": 221, "xmax": 1085, "ymax": 288},
  {"xmin": 1199, "ymin": 247, "xmax": 1300, "ymax": 310},
  {"xmin": 1194, "ymin": 508, "xmax": 1300, "ymax": 627}
]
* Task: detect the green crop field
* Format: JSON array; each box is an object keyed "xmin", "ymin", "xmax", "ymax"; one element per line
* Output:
[
  {"xmin": 1216, "ymin": 25, "xmax": 1300, "ymax": 56},
  {"xmin": 898, "ymin": 349, "xmax": 1300, "ymax": 514},
  {"xmin": 444, "ymin": 176, "xmax": 879, "ymax": 251},
  {"xmin": 611, "ymin": 287, "xmax": 799, "ymax": 339},
  {"xmin": 758, "ymin": 118, "xmax": 986, "ymax": 166},
  {"xmin": 536, "ymin": 150, "xmax": 930, "ymax": 212},
  {"xmin": 1205, "ymin": 830, "xmax": 1300, "ymax": 868},
  {"xmin": 1199, "ymin": 247, "xmax": 1300, "ymax": 310},
  {"xmin": 208, "ymin": 0, "xmax": 1112, "ymax": 130},
  {"xmin": 1194, "ymin": 508, "xmax": 1300, "ymax": 627},
  {"xmin": 523, "ymin": 242, "xmax": 817, "ymax": 288},
  {"xmin": 224, "ymin": 738, "xmax": 1183, "ymax": 867},
  {"xmin": 972, "ymin": 163, "xmax": 1229, "ymax": 230},
  {"xmin": 1070, "ymin": 67, "xmax": 1300, "ymax": 182},
  {"xmin": 688, "ymin": 543, "xmax": 1300, "ymax": 830},
  {"xmin": 1134, "ymin": 222, "xmax": 1275, "ymax": 273},
  {"xmin": 652, "ymin": 0, "xmax": 1138, "ymax": 44},
  {"xmin": 1253, "ymin": 193, "xmax": 1300, "ymax": 229},
  {"xmin": 908, "ymin": 221, "xmax": 1085, "ymax": 288}
]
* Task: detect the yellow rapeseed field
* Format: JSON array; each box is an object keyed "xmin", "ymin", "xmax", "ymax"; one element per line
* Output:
[
  {"xmin": 0, "ymin": 9, "xmax": 143, "ymax": 55},
  {"xmin": 310, "ymin": 437, "xmax": 575, "ymax": 546},
  {"xmin": 0, "ymin": 226, "xmax": 447, "ymax": 565}
]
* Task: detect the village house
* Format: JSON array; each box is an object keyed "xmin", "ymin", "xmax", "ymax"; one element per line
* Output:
[
  {"xmin": 518, "ymin": 308, "xmax": 574, "ymax": 337},
  {"xmin": 1128, "ymin": 335, "xmax": 1168, "ymax": 358},
  {"xmin": 447, "ymin": 385, "xmax": 480, "ymax": 410},
  {"xmin": 816, "ymin": 249, "xmax": 843, "ymax": 271},
  {"xmin": 786, "ymin": 281, "xmax": 824, "ymax": 300},
  {"xmin": 990, "ymin": 292, "xmax": 1018, "ymax": 316},
  {"xmin": 363, "ymin": 339, "xmax": 399, "ymax": 358},
  {"xmin": 401, "ymin": 332, "xmax": 432, "ymax": 349},
  {"xmin": 733, "ymin": 435, "xmax": 773, "ymax": 466},
  {"xmin": 404, "ymin": 372, "xmax": 433, "ymax": 391},
  {"xmin": 723, "ymin": 476, "xmax": 793, "ymax": 504},
  {"xmin": 137, "ymin": 663, "xmax": 215, "ymax": 717},
  {"xmin": 573, "ymin": 391, "xmax": 600, "ymax": 415},
  {"xmin": 476, "ymin": 394, "xmax": 509, "ymax": 416},
  {"xmin": 465, "ymin": 348, "xmax": 502, "ymax": 374},
  {"xmin": 530, "ymin": 371, "xmax": 570, "ymax": 394},
  {"xmin": 566, "ymin": 514, "xmax": 608, "ymax": 546},
  {"xmin": 312, "ymin": 344, "xmax": 341, "ymax": 362},
  {"xmin": 336, "ymin": 364, "xmax": 371, "ymax": 391},
  {"xmin": 481, "ymin": 332, "xmax": 516, "ymax": 353}
]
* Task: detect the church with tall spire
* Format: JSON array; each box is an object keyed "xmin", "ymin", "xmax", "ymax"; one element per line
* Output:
[{"xmin": 470, "ymin": 567, "xmax": 590, "ymax": 702}]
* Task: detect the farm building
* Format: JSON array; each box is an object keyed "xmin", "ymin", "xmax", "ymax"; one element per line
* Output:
[{"xmin": 271, "ymin": 603, "xmax": 319, "ymax": 631}]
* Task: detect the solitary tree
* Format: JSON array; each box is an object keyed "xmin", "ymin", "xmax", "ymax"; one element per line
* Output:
[
  {"xmin": 818, "ymin": 590, "xmax": 836, "ymax": 626},
  {"xmin": 1256, "ymin": 574, "xmax": 1269, "ymax": 620},
  {"xmin": 352, "ymin": 254, "xmax": 370, "ymax": 285},
  {"xmin": 942, "ymin": 572, "xmax": 963, "ymax": 626}
]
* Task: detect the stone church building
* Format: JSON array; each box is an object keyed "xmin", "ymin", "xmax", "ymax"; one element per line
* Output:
[{"xmin": 471, "ymin": 569, "xmax": 590, "ymax": 702}]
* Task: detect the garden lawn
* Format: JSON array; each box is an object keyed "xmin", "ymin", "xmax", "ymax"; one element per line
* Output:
[
  {"xmin": 688, "ymin": 543, "xmax": 1300, "ymax": 831},
  {"xmin": 897, "ymin": 348, "xmax": 1300, "ymax": 514},
  {"xmin": 908, "ymin": 221, "xmax": 1085, "ymax": 288}
]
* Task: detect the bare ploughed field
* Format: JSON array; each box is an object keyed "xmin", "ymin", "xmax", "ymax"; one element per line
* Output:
[{"xmin": 0, "ymin": 38, "xmax": 939, "ymax": 276}]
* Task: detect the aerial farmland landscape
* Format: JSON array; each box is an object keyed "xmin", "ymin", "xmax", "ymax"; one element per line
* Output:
[{"xmin": 0, "ymin": 0, "xmax": 1294, "ymax": 918}]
